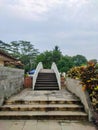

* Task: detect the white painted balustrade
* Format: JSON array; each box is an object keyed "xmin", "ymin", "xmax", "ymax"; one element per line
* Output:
[
  {"xmin": 32, "ymin": 62, "xmax": 43, "ymax": 90},
  {"xmin": 51, "ymin": 62, "xmax": 61, "ymax": 90}
]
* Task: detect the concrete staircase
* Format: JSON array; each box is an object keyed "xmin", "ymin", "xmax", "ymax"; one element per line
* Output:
[
  {"xmin": 34, "ymin": 69, "xmax": 59, "ymax": 90},
  {"xmin": 0, "ymin": 89, "xmax": 88, "ymax": 120}
]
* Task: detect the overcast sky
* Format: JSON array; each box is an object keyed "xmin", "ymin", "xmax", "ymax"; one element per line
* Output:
[{"xmin": 0, "ymin": 0, "xmax": 98, "ymax": 60}]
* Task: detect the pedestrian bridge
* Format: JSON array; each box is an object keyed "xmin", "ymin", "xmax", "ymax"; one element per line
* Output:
[{"xmin": 33, "ymin": 62, "xmax": 61, "ymax": 90}]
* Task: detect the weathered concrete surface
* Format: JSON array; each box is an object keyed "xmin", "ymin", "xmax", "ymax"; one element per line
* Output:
[
  {"xmin": 66, "ymin": 78, "xmax": 93, "ymax": 121},
  {"xmin": 0, "ymin": 67, "xmax": 24, "ymax": 106},
  {"xmin": 5, "ymin": 88, "xmax": 80, "ymax": 103},
  {"xmin": 0, "ymin": 89, "xmax": 88, "ymax": 121},
  {"xmin": 0, "ymin": 89, "xmax": 97, "ymax": 129},
  {"xmin": 0, "ymin": 120, "xmax": 97, "ymax": 130},
  {"xmin": 0, "ymin": 89, "xmax": 88, "ymax": 120}
]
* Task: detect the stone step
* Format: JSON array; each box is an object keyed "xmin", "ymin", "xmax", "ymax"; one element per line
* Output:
[
  {"xmin": 37, "ymin": 74, "xmax": 56, "ymax": 77},
  {"xmin": 0, "ymin": 89, "xmax": 88, "ymax": 121},
  {"xmin": 37, "ymin": 79, "xmax": 57, "ymax": 81},
  {"xmin": 35, "ymin": 84, "xmax": 58, "ymax": 87},
  {"xmin": 37, "ymin": 76, "xmax": 56, "ymax": 79},
  {"xmin": 0, "ymin": 111, "xmax": 88, "ymax": 120},
  {"xmin": 0, "ymin": 104, "xmax": 84, "ymax": 111},
  {"xmin": 36, "ymin": 80, "xmax": 58, "ymax": 85},
  {"xmin": 5, "ymin": 99, "xmax": 81, "ymax": 105},
  {"xmin": 38, "ymin": 71, "xmax": 55, "ymax": 75},
  {"xmin": 35, "ymin": 71, "xmax": 59, "ymax": 90},
  {"xmin": 34, "ymin": 87, "xmax": 59, "ymax": 90},
  {"xmin": 36, "ymin": 78, "xmax": 57, "ymax": 81},
  {"xmin": 38, "ymin": 73, "xmax": 55, "ymax": 75},
  {"xmin": 36, "ymin": 80, "xmax": 56, "ymax": 83}
]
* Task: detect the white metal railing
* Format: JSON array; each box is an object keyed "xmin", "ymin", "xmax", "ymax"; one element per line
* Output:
[
  {"xmin": 32, "ymin": 62, "xmax": 43, "ymax": 90},
  {"xmin": 51, "ymin": 62, "xmax": 61, "ymax": 89}
]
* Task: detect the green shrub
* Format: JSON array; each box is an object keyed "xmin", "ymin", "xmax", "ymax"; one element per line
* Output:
[
  {"xmin": 67, "ymin": 61, "xmax": 98, "ymax": 111},
  {"xmin": 67, "ymin": 66, "xmax": 81, "ymax": 79}
]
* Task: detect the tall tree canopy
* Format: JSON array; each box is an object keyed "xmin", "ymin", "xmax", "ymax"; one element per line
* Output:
[
  {"xmin": 72, "ymin": 55, "xmax": 87, "ymax": 66},
  {"xmin": 58, "ymin": 56, "xmax": 74, "ymax": 72},
  {"xmin": 36, "ymin": 45, "xmax": 62, "ymax": 69},
  {"xmin": 36, "ymin": 51, "xmax": 53, "ymax": 68},
  {"xmin": 36, "ymin": 49, "xmax": 88, "ymax": 72},
  {"xmin": 0, "ymin": 40, "xmax": 11, "ymax": 51},
  {"xmin": 52, "ymin": 46, "xmax": 62, "ymax": 65}
]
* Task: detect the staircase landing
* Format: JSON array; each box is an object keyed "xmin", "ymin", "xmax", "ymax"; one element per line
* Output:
[{"xmin": 3, "ymin": 89, "xmax": 80, "ymax": 103}]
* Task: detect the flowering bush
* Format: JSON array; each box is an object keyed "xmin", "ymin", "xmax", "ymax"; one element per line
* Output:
[
  {"xmin": 80, "ymin": 62, "xmax": 98, "ymax": 90},
  {"xmin": 67, "ymin": 61, "xmax": 98, "ymax": 112},
  {"xmin": 67, "ymin": 66, "xmax": 81, "ymax": 79}
]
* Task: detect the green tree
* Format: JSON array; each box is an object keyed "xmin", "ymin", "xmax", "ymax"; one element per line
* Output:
[
  {"xmin": 13, "ymin": 41, "xmax": 39, "ymax": 72},
  {"xmin": 10, "ymin": 41, "xmax": 20, "ymax": 58},
  {"xmin": 36, "ymin": 51, "xmax": 53, "ymax": 68},
  {"xmin": 72, "ymin": 55, "xmax": 87, "ymax": 66},
  {"xmin": 0, "ymin": 41, "xmax": 89, "ymax": 73},
  {"xmin": 0, "ymin": 40, "xmax": 11, "ymax": 52},
  {"xmin": 0, "ymin": 40, "xmax": 39, "ymax": 72},
  {"xmin": 36, "ymin": 46, "xmax": 62, "ymax": 69},
  {"xmin": 58, "ymin": 55, "xmax": 74, "ymax": 72},
  {"xmin": 52, "ymin": 46, "xmax": 62, "ymax": 65}
]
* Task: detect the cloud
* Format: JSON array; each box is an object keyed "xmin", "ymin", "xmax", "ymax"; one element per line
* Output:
[
  {"xmin": 0, "ymin": 0, "xmax": 98, "ymax": 60},
  {"xmin": 1, "ymin": 0, "xmax": 98, "ymax": 23},
  {"xmin": 0, "ymin": 0, "xmax": 64, "ymax": 20}
]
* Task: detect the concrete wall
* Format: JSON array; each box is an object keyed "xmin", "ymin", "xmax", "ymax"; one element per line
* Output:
[
  {"xmin": 66, "ymin": 78, "xmax": 93, "ymax": 121},
  {"xmin": 0, "ymin": 67, "xmax": 24, "ymax": 106}
]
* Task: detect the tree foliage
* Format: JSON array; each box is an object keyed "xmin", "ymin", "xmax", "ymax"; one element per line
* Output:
[
  {"xmin": 0, "ymin": 40, "xmax": 11, "ymax": 51},
  {"xmin": 0, "ymin": 41, "xmax": 88, "ymax": 73},
  {"xmin": 36, "ymin": 46, "xmax": 87, "ymax": 72},
  {"xmin": 72, "ymin": 55, "xmax": 87, "ymax": 66},
  {"xmin": 52, "ymin": 46, "xmax": 62, "ymax": 65},
  {"xmin": 58, "ymin": 56, "xmax": 74, "ymax": 72},
  {"xmin": 36, "ymin": 51, "xmax": 53, "ymax": 68},
  {"xmin": 36, "ymin": 46, "xmax": 62, "ymax": 69},
  {"xmin": 0, "ymin": 40, "xmax": 39, "ymax": 72}
]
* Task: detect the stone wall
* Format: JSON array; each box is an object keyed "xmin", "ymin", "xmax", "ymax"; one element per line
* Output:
[
  {"xmin": 0, "ymin": 67, "xmax": 24, "ymax": 106},
  {"xmin": 66, "ymin": 78, "xmax": 93, "ymax": 121}
]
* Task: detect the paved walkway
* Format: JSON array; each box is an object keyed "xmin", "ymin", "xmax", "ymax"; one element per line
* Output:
[{"xmin": 0, "ymin": 120, "xmax": 97, "ymax": 130}]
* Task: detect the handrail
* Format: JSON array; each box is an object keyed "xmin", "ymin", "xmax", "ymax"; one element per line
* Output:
[
  {"xmin": 51, "ymin": 62, "xmax": 61, "ymax": 89},
  {"xmin": 32, "ymin": 62, "xmax": 43, "ymax": 90}
]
